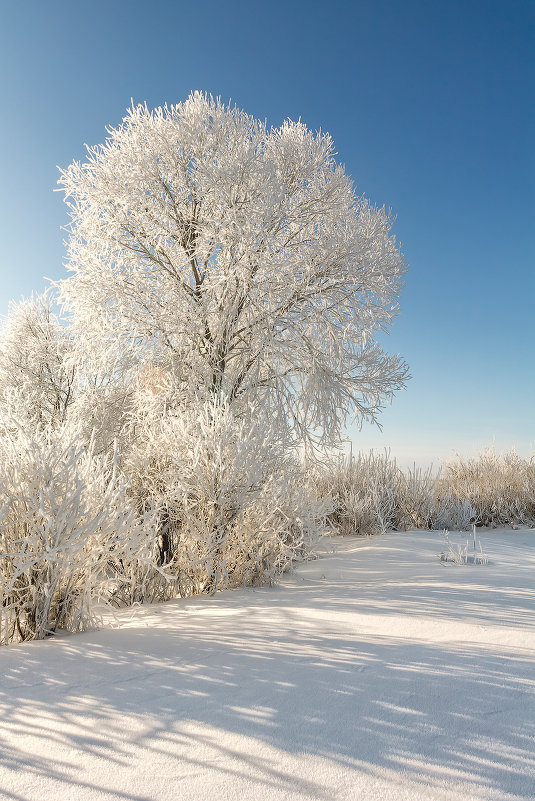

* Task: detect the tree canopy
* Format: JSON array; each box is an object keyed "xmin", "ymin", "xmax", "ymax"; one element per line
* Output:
[{"xmin": 59, "ymin": 92, "xmax": 408, "ymax": 447}]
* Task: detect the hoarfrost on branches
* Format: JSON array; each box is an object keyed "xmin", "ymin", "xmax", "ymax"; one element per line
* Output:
[
  {"xmin": 126, "ymin": 396, "xmax": 330, "ymax": 596},
  {"xmin": 0, "ymin": 292, "xmax": 75, "ymax": 427},
  {"xmin": 0, "ymin": 412, "xmax": 159, "ymax": 644},
  {"xmin": 59, "ymin": 91, "xmax": 409, "ymax": 449}
]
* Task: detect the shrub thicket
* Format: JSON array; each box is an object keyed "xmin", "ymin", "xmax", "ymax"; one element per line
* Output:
[
  {"xmin": 0, "ymin": 415, "xmax": 159, "ymax": 645},
  {"xmin": 0, "ymin": 396, "xmax": 329, "ymax": 644},
  {"xmin": 318, "ymin": 448, "xmax": 534, "ymax": 537}
]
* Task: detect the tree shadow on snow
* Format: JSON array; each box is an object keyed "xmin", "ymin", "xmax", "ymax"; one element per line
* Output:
[{"xmin": 0, "ymin": 534, "xmax": 534, "ymax": 800}]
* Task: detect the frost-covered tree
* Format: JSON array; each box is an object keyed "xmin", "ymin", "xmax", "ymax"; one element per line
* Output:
[
  {"xmin": 59, "ymin": 92, "xmax": 408, "ymax": 448},
  {"xmin": 0, "ymin": 292, "xmax": 75, "ymax": 426}
]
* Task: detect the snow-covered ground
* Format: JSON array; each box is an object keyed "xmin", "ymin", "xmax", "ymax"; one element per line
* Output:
[{"xmin": 1, "ymin": 528, "xmax": 534, "ymax": 801}]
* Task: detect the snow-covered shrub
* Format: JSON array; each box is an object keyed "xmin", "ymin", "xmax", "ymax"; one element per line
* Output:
[
  {"xmin": 439, "ymin": 526, "xmax": 488, "ymax": 565},
  {"xmin": 438, "ymin": 530, "xmax": 469, "ymax": 564},
  {"xmin": 322, "ymin": 451, "xmax": 440, "ymax": 536},
  {"xmin": 431, "ymin": 497, "xmax": 477, "ymax": 531},
  {"xmin": 0, "ymin": 414, "xmax": 159, "ymax": 645},
  {"xmin": 125, "ymin": 397, "xmax": 327, "ymax": 596},
  {"xmin": 319, "ymin": 450, "xmax": 404, "ymax": 535},
  {"xmin": 397, "ymin": 464, "xmax": 437, "ymax": 530},
  {"xmin": 438, "ymin": 449, "xmax": 535, "ymax": 527}
]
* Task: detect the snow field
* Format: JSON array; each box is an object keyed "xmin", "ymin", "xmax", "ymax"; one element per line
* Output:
[{"xmin": 0, "ymin": 528, "xmax": 534, "ymax": 801}]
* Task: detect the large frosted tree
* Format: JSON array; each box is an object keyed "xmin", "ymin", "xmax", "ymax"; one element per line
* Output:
[{"xmin": 59, "ymin": 92, "xmax": 408, "ymax": 447}]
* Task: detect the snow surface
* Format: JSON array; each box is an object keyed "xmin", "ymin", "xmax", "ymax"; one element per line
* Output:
[{"xmin": 1, "ymin": 529, "xmax": 534, "ymax": 801}]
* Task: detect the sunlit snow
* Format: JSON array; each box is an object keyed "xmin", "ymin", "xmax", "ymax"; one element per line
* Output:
[{"xmin": 1, "ymin": 528, "xmax": 534, "ymax": 801}]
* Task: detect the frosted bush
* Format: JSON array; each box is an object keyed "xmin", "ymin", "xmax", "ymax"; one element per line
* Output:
[
  {"xmin": 432, "ymin": 497, "xmax": 477, "ymax": 531},
  {"xmin": 395, "ymin": 465, "xmax": 437, "ymax": 530},
  {"xmin": 319, "ymin": 450, "xmax": 439, "ymax": 535},
  {"xmin": 439, "ymin": 530, "xmax": 469, "ymax": 564},
  {"xmin": 0, "ymin": 415, "xmax": 159, "ymax": 645},
  {"xmin": 439, "ymin": 526, "xmax": 488, "ymax": 565},
  {"xmin": 439, "ymin": 449, "xmax": 535, "ymax": 527},
  {"xmin": 319, "ymin": 450, "xmax": 404, "ymax": 535},
  {"xmin": 125, "ymin": 397, "xmax": 327, "ymax": 597}
]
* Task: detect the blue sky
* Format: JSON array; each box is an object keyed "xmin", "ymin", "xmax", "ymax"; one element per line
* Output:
[{"xmin": 0, "ymin": 0, "xmax": 533, "ymax": 466}]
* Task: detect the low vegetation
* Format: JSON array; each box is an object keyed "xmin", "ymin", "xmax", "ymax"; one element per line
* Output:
[
  {"xmin": 320, "ymin": 448, "xmax": 535, "ymax": 537},
  {"xmin": 2, "ymin": 416, "xmax": 532, "ymax": 646}
]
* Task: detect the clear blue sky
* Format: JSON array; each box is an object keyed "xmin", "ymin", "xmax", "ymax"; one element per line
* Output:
[{"xmin": 1, "ymin": 0, "xmax": 533, "ymax": 466}]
